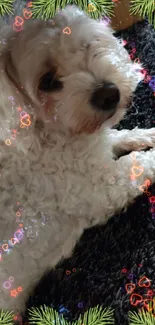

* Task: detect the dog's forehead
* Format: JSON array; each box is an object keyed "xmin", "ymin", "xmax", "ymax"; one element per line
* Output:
[
  {"xmin": 35, "ymin": 6, "xmax": 123, "ymax": 76},
  {"xmin": 7, "ymin": 5, "xmax": 115, "ymax": 61},
  {"xmin": 52, "ymin": 5, "xmax": 113, "ymax": 40},
  {"xmin": 2, "ymin": 5, "xmax": 127, "ymax": 82},
  {"xmin": 45, "ymin": 6, "xmax": 116, "ymax": 58}
]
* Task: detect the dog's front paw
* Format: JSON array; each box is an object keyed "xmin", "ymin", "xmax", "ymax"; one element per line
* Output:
[
  {"xmin": 129, "ymin": 127, "xmax": 155, "ymax": 151},
  {"xmin": 110, "ymin": 127, "xmax": 155, "ymax": 157}
]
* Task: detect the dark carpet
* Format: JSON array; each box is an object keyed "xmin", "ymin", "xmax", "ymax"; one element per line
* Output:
[{"xmin": 21, "ymin": 19, "xmax": 155, "ymax": 325}]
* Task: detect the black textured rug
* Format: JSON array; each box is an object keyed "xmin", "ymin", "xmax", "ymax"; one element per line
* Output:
[{"xmin": 22, "ymin": 19, "xmax": 155, "ymax": 325}]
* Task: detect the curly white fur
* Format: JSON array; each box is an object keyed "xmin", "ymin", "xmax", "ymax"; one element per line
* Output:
[{"xmin": 0, "ymin": 5, "xmax": 155, "ymax": 312}]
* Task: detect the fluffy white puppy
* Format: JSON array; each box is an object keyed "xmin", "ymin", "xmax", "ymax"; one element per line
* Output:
[{"xmin": 0, "ymin": 5, "xmax": 155, "ymax": 312}]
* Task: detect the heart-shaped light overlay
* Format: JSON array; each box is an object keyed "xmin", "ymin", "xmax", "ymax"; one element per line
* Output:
[
  {"xmin": 14, "ymin": 16, "xmax": 24, "ymax": 26},
  {"xmin": 2, "ymin": 244, "xmax": 9, "ymax": 252},
  {"xmin": 87, "ymin": 4, "xmax": 96, "ymax": 12},
  {"xmin": 20, "ymin": 114, "xmax": 31, "ymax": 128},
  {"xmin": 139, "ymin": 184, "xmax": 149, "ymax": 193},
  {"xmin": 23, "ymin": 9, "xmax": 32, "ymax": 20},
  {"xmin": 125, "ymin": 283, "xmax": 136, "ymax": 294},
  {"xmin": 63, "ymin": 27, "xmax": 71, "ymax": 35},
  {"xmin": 130, "ymin": 293, "xmax": 143, "ymax": 306},
  {"xmin": 143, "ymin": 299, "xmax": 154, "ymax": 312},
  {"xmin": 131, "ymin": 165, "xmax": 144, "ymax": 177},
  {"xmin": 131, "ymin": 152, "xmax": 137, "ymax": 160},
  {"xmin": 138, "ymin": 276, "xmax": 151, "ymax": 288}
]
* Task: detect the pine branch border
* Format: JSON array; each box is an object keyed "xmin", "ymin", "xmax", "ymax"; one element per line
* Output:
[
  {"xmin": 1, "ymin": 305, "xmax": 155, "ymax": 325},
  {"xmin": 31, "ymin": 0, "xmax": 115, "ymax": 20}
]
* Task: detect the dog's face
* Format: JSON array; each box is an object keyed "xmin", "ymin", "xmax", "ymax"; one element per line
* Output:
[{"xmin": 1, "ymin": 5, "xmax": 143, "ymax": 137}]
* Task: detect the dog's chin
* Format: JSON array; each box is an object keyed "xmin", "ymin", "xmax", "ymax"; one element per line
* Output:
[
  {"xmin": 69, "ymin": 108, "xmax": 126, "ymax": 135},
  {"xmin": 73, "ymin": 121, "xmax": 103, "ymax": 134},
  {"xmin": 103, "ymin": 107, "xmax": 126, "ymax": 129}
]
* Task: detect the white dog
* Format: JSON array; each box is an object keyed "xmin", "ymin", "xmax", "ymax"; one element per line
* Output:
[{"xmin": 0, "ymin": 5, "xmax": 155, "ymax": 312}]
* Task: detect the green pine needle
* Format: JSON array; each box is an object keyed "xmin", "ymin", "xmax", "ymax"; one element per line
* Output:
[
  {"xmin": 129, "ymin": 309, "xmax": 155, "ymax": 325},
  {"xmin": 0, "ymin": 310, "xmax": 14, "ymax": 325},
  {"xmin": 32, "ymin": 0, "xmax": 115, "ymax": 21},
  {"xmin": 28, "ymin": 304, "xmax": 66, "ymax": 325},
  {"xmin": 2, "ymin": 305, "xmax": 155, "ymax": 325},
  {"xmin": 0, "ymin": 0, "xmax": 14, "ymax": 16},
  {"xmin": 28, "ymin": 305, "xmax": 114, "ymax": 325},
  {"xmin": 130, "ymin": 0, "xmax": 155, "ymax": 29},
  {"xmin": 32, "ymin": 0, "xmax": 57, "ymax": 21},
  {"xmin": 74, "ymin": 305, "xmax": 114, "ymax": 325},
  {"xmin": 86, "ymin": 0, "xmax": 115, "ymax": 20}
]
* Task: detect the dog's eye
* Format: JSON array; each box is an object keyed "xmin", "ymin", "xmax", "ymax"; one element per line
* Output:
[{"xmin": 39, "ymin": 72, "xmax": 63, "ymax": 92}]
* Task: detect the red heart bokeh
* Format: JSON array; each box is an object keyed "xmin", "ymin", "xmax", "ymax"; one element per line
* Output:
[
  {"xmin": 138, "ymin": 276, "xmax": 151, "ymax": 288},
  {"xmin": 130, "ymin": 293, "xmax": 143, "ymax": 306}
]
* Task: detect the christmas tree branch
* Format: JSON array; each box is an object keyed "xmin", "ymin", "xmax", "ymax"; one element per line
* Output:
[
  {"xmin": 28, "ymin": 305, "xmax": 114, "ymax": 325},
  {"xmin": 128, "ymin": 308, "xmax": 155, "ymax": 325},
  {"xmin": 0, "ymin": 310, "xmax": 14, "ymax": 325},
  {"xmin": 130, "ymin": 0, "xmax": 155, "ymax": 28},
  {"xmin": 32, "ymin": 0, "xmax": 115, "ymax": 20},
  {"xmin": 0, "ymin": 0, "xmax": 14, "ymax": 16}
]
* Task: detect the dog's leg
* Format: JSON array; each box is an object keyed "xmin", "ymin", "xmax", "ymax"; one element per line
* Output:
[
  {"xmin": 89, "ymin": 147, "xmax": 155, "ymax": 227},
  {"xmin": 108, "ymin": 127, "xmax": 155, "ymax": 158}
]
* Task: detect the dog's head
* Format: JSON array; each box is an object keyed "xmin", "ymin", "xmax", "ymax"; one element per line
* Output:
[{"xmin": 0, "ymin": 5, "xmax": 143, "ymax": 144}]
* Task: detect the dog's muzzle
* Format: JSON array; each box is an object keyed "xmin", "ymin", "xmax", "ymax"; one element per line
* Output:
[{"xmin": 90, "ymin": 82, "xmax": 120, "ymax": 117}]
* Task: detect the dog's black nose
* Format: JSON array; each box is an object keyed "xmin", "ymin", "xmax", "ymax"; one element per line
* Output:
[{"xmin": 90, "ymin": 82, "xmax": 120, "ymax": 112}]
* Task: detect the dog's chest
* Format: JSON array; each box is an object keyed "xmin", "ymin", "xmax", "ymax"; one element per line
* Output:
[{"xmin": 0, "ymin": 132, "xmax": 112, "ymax": 237}]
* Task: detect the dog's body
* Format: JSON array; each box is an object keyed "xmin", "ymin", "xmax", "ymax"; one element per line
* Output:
[{"xmin": 1, "ymin": 6, "xmax": 155, "ymax": 311}]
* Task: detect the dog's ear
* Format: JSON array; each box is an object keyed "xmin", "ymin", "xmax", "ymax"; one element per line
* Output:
[{"xmin": 0, "ymin": 35, "xmax": 35, "ymax": 152}]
